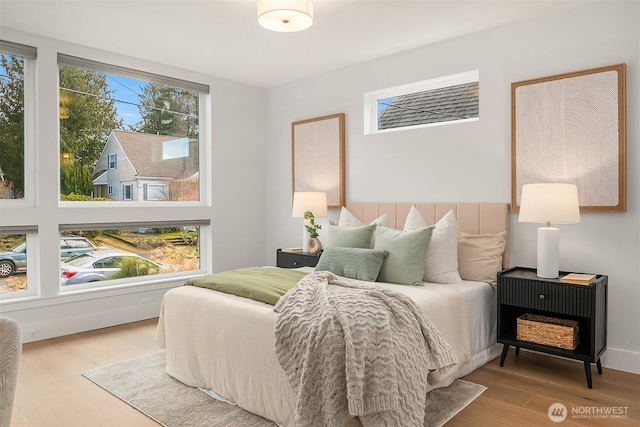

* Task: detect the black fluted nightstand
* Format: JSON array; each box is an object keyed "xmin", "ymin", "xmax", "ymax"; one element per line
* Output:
[
  {"xmin": 497, "ymin": 267, "xmax": 608, "ymax": 388},
  {"xmin": 276, "ymin": 249, "xmax": 321, "ymax": 269}
]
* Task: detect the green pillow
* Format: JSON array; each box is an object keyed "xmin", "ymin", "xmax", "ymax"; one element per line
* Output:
[
  {"xmin": 327, "ymin": 224, "xmax": 376, "ymax": 249},
  {"xmin": 374, "ymin": 225, "xmax": 435, "ymax": 285},
  {"xmin": 315, "ymin": 246, "xmax": 388, "ymax": 282}
]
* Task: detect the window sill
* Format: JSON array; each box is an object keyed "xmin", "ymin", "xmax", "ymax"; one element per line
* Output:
[{"xmin": 0, "ymin": 272, "xmax": 203, "ymax": 313}]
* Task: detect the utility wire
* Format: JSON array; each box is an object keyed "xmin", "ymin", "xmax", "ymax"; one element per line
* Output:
[
  {"xmin": 60, "ymin": 87, "xmax": 197, "ymax": 119},
  {"xmin": 106, "ymin": 75, "xmax": 143, "ymax": 99}
]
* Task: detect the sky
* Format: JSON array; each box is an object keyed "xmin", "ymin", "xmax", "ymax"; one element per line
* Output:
[
  {"xmin": 106, "ymin": 74, "xmax": 145, "ymax": 129},
  {"xmin": 1, "ymin": 53, "xmax": 194, "ymax": 133},
  {"xmin": 2, "ymin": 54, "xmax": 145, "ymax": 130}
]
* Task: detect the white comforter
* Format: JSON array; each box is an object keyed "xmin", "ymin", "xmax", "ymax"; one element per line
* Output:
[{"xmin": 156, "ymin": 272, "xmax": 471, "ymax": 427}]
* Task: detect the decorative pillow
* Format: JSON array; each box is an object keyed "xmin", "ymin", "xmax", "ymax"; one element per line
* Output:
[
  {"xmin": 315, "ymin": 246, "xmax": 388, "ymax": 282},
  {"xmin": 374, "ymin": 225, "xmax": 434, "ymax": 286},
  {"xmin": 327, "ymin": 224, "xmax": 376, "ymax": 249},
  {"xmin": 338, "ymin": 207, "xmax": 388, "ymax": 228},
  {"xmin": 338, "ymin": 207, "xmax": 387, "ymax": 248},
  {"xmin": 457, "ymin": 231, "xmax": 507, "ymax": 288},
  {"xmin": 403, "ymin": 207, "xmax": 462, "ymax": 284}
]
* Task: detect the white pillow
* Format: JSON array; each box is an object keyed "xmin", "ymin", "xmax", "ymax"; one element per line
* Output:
[
  {"xmin": 338, "ymin": 207, "xmax": 388, "ymax": 228},
  {"xmin": 403, "ymin": 207, "xmax": 462, "ymax": 284}
]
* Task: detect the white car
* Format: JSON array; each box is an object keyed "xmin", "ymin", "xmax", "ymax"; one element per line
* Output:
[
  {"xmin": 0, "ymin": 235, "xmax": 99, "ymax": 277},
  {"xmin": 60, "ymin": 249, "xmax": 169, "ymax": 286}
]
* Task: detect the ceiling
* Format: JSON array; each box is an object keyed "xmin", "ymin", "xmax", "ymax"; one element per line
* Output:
[{"xmin": 0, "ymin": 0, "xmax": 593, "ymax": 88}]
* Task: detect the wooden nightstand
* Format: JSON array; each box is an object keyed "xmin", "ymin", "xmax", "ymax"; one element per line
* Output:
[
  {"xmin": 276, "ymin": 249, "xmax": 321, "ymax": 269},
  {"xmin": 497, "ymin": 267, "xmax": 608, "ymax": 388}
]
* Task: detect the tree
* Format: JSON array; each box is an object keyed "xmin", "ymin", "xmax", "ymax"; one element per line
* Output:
[
  {"xmin": 0, "ymin": 54, "xmax": 25, "ymax": 198},
  {"xmin": 133, "ymin": 84, "xmax": 198, "ymax": 138},
  {"xmin": 58, "ymin": 66, "xmax": 122, "ymax": 197},
  {"xmin": 59, "ymin": 66, "xmax": 122, "ymax": 170},
  {"xmin": 60, "ymin": 163, "xmax": 94, "ymax": 196}
]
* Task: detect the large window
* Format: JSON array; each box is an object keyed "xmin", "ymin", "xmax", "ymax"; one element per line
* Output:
[
  {"xmin": 364, "ymin": 70, "xmax": 479, "ymax": 135},
  {"xmin": 58, "ymin": 55, "xmax": 207, "ymax": 203},
  {"xmin": 0, "ymin": 41, "xmax": 36, "ymax": 201},
  {"xmin": 1, "ymin": 47, "xmax": 210, "ymax": 301},
  {"xmin": 53, "ymin": 56, "xmax": 210, "ymax": 292},
  {"xmin": 59, "ymin": 225, "xmax": 202, "ymax": 290}
]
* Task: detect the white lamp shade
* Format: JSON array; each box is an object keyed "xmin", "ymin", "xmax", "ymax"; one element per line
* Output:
[
  {"xmin": 292, "ymin": 192, "xmax": 327, "ymax": 218},
  {"xmin": 518, "ymin": 183, "xmax": 581, "ymax": 225},
  {"xmin": 257, "ymin": 0, "xmax": 313, "ymax": 32}
]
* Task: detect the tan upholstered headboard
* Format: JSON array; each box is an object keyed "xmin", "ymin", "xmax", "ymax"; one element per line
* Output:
[{"xmin": 345, "ymin": 203, "xmax": 510, "ymax": 267}]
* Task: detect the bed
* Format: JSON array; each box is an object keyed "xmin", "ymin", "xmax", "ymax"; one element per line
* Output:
[{"xmin": 156, "ymin": 202, "xmax": 509, "ymax": 427}]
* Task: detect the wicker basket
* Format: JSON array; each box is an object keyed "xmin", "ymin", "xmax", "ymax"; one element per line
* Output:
[{"xmin": 517, "ymin": 313, "xmax": 579, "ymax": 350}]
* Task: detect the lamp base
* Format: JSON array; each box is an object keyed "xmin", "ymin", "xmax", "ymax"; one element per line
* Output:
[{"xmin": 537, "ymin": 227, "xmax": 559, "ymax": 278}]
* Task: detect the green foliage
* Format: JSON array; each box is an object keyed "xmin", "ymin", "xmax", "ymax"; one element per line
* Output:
[
  {"xmin": 132, "ymin": 84, "xmax": 199, "ymax": 138},
  {"xmin": 59, "ymin": 193, "xmax": 109, "ymax": 201},
  {"xmin": 110, "ymin": 257, "xmax": 160, "ymax": 280},
  {"xmin": 0, "ymin": 54, "xmax": 25, "ymax": 197},
  {"xmin": 151, "ymin": 227, "xmax": 182, "ymax": 234},
  {"xmin": 59, "ymin": 66, "xmax": 122, "ymax": 170},
  {"xmin": 60, "ymin": 164, "xmax": 94, "ymax": 196},
  {"xmin": 303, "ymin": 211, "xmax": 322, "ymax": 238}
]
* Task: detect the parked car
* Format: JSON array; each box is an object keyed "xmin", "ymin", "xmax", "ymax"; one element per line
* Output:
[
  {"xmin": 0, "ymin": 235, "xmax": 99, "ymax": 277},
  {"xmin": 60, "ymin": 249, "xmax": 170, "ymax": 286}
]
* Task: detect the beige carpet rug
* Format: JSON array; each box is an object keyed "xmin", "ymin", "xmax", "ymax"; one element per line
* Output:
[{"xmin": 83, "ymin": 351, "xmax": 486, "ymax": 427}]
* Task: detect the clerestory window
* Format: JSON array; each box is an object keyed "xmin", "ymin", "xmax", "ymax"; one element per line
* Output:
[{"xmin": 364, "ymin": 70, "xmax": 479, "ymax": 135}]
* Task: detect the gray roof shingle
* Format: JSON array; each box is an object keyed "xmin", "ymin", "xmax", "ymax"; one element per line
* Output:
[
  {"xmin": 378, "ymin": 82, "xmax": 479, "ymax": 130},
  {"xmin": 113, "ymin": 130, "xmax": 198, "ymax": 180}
]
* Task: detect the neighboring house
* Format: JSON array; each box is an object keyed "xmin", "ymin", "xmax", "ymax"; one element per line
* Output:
[
  {"xmin": 92, "ymin": 130, "xmax": 198, "ymax": 201},
  {"xmin": 378, "ymin": 82, "xmax": 479, "ymax": 130}
]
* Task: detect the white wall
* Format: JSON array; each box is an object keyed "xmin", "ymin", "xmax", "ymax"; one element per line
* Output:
[
  {"xmin": 0, "ymin": 28, "xmax": 268, "ymax": 342},
  {"xmin": 264, "ymin": 1, "xmax": 640, "ymax": 374}
]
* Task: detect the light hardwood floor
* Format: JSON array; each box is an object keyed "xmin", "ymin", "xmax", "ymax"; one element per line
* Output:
[{"xmin": 10, "ymin": 318, "xmax": 640, "ymax": 427}]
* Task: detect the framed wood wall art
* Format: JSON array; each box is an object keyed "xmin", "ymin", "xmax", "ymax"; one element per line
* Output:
[
  {"xmin": 292, "ymin": 113, "xmax": 345, "ymax": 208},
  {"xmin": 511, "ymin": 63, "xmax": 626, "ymax": 212}
]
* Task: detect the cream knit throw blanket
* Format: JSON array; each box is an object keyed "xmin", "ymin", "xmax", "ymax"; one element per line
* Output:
[{"xmin": 274, "ymin": 271, "xmax": 458, "ymax": 427}]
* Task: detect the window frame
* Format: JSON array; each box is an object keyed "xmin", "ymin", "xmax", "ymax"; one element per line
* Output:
[
  {"xmin": 0, "ymin": 41, "xmax": 36, "ymax": 207},
  {"xmin": 57, "ymin": 54, "xmax": 209, "ymax": 208},
  {"xmin": 58, "ymin": 221, "xmax": 207, "ymax": 293},
  {"xmin": 363, "ymin": 70, "xmax": 480, "ymax": 135},
  {"xmin": 1, "ymin": 47, "xmax": 213, "ymax": 307},
  {"xmin": 107, "ymin": 153, "xmax": 117, "ymax": 170},
  {"xmin": 143, "ymin": 183, "xmax": 169, "ymax": 201},
  {"xmin": 122, "ymin": 183, "xmax": 133, "ymax": 201},
  {"xmin": 0, "ymin": 230, "xmax": 39, "ymax": 301}
]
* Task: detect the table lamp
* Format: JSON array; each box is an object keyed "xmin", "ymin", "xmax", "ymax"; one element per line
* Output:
[
  {"xmin": 518, "ymin": 183, "xmax": 581, "ymax": 278},
  {"xmin": 292, "ymin": 192, "xmax": 327, "ymax": 253}
]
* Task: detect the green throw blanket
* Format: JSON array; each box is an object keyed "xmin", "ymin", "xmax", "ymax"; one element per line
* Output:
[{"xmin": 184, "ymin": 267, "xmax": 308, "ymax": 306}]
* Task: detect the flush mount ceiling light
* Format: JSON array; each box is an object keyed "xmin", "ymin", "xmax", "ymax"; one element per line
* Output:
[{"xmin": 257, "ymin": 0, "xmax": 314, "ymax": 32}]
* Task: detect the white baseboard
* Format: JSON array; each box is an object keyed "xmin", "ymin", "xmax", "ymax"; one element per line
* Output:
[
  {"xmin": 18, "ymin": 302, "xmax": 161, "ymax": 344},
  {"xmin": 602, "ymin": 347, "xmax": 640, "ymax": 375}
]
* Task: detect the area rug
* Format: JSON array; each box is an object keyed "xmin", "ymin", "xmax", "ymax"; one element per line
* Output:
[{"xmin": 83, "ymin": 351, "xmax": 486, "ymax": 427}]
